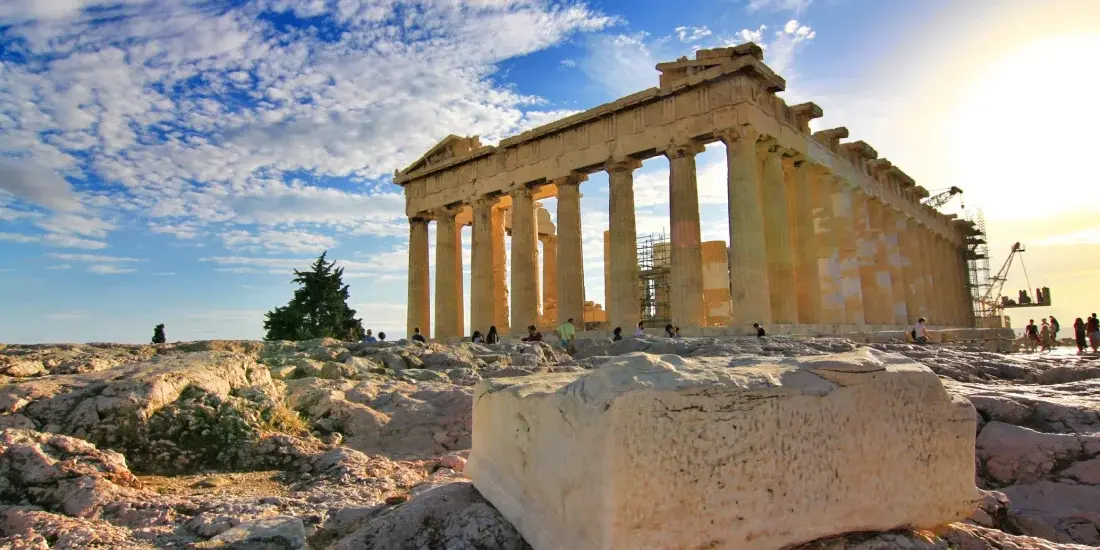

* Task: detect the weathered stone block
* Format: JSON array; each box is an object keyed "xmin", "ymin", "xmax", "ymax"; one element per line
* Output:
[{"xmin": 467, "ymin": 348, "xmax": 978, "ymax": 550}]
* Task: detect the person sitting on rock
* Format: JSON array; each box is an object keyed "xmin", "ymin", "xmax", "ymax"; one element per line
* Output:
[
  {"xmin": 912, "ymin": 318, "xmax": 929, "ymax": 345},
  {"xmin": 411, "ymin": 327, "xmax": 427, "ymax": 343},
  {"xmin": 377, "ymin": 332, "xmax": 386, "ymax": 342},
  {"xmin": 634, "ymin": 321, "xmax": 644, "ymax": 337},
  {"xmin": 362, "ymin": 329, "xmax": 378, "ymax": 343},
  {"xmin": 753, "ymin": 323, "xmax": 766, "ymax": 337},
  {"xmin": 522, "ymin": 325, "xmax": 543, "ymax": 342},
  {"xmin": 612, "ymin": 327, "xmax": 623, "ymax": 341},
  {"xmin": 486, "ymin": 325, "xmax": 500, "ymax": 345},
  {"xmin": 471, "ymin": 330, "xmax": 483, "ymax": 344},
  {"xmin": 673, "ymin": 326, "xmax": 682, "ymax": 339},
  {"xmin": 664, "ymin": 324, "xmax": 675, "ymax": 338}
]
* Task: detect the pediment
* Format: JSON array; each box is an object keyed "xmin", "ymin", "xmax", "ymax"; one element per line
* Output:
[{"xmin": 399, "ymin": 135, "xmax": 482, "ymax": 178}]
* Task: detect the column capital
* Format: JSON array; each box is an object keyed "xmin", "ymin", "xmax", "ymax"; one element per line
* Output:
[
  {"xmin": 661, "ymin": 139, "xmax": 706, "ymax": 159},
  {"xmin": 756, "ymin": 138, "xmax": 784, "ymax": 158},
  {"xmin": 432, "ymin": 205, "xmax": 460, "ymax": 220},
  {"xmin": 550, "ymin": 172, "xmax": 588, "ymax": 188},
  {"xmin": 604, "ymin": 157, "xmax": 643, "ymax": 173},
  {"xmin": 409, "ymin": 214, "xmax": 433, "ymax": 224},
  {"xmin": 509, "ymin": 185, "xmax": 533, "ymax": 199},
  {"xmin": 470, "ymin": 194, "xmax": 498, "ymax": 211},
  {"xmin": 538, "ymin": 233, "xmax": 557, "ymax": 244},
  {"xmin": 715, "ymin": 125, "xmax": 760, "ymax": 145}
]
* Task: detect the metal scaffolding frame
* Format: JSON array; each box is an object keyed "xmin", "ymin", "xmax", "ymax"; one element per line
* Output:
[
  {"xmin": 637, "ymin": 231, "xmax": 671, "ymax": 327},
  {"xmin": 963, "ymin": 208, "xmax": 993, "ymax": 327}
]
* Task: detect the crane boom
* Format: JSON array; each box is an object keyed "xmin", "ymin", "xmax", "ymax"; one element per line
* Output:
[{"xmin": 922, "ymin": 186, "xmax": 963, "ymax": 209}]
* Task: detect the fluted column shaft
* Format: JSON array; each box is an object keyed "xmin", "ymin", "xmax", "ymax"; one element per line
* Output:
[
  {"xmin": 760, "ymin": 142, "xmax": 796, "ymax": 324},
  {"xmin": 885, "ymin": 209, "xmax": 909, "ymax": 325},
  {"xmin": 899, "ymin": 219, "xmax": 926, "ymax": 322},
  {"xmin": 667, "ymin": 142, "xmax": 706, "ymax": 327},
  {"xmin": 607, "ymin": 158, "xmax": 643, "ymax": 331},
  {"xmin": 491, "ymin": 206, "xmax": 509, "ymax": 333},
  {"xmin": 814, "ymin": 175, "xmax": 845, "ymax": 325},
  {"xmin": 407, "ymin": 217, "xmax": 431, "ymax": 339},
  {"xmin": 867, "ymin": 199, "xmax": 895, "ymax": 324},
  {"xmin": 556, "ymin": 177, "xmax": 585, "ymax": 328},
  {"xmin": 787, "ymin": 159, "xmax": 821, "ymax": 324},
  {"xmin": 540, "ymin": 234, "xmax": 558, "ymax": 326},
  {"xmin": 470, "ymin": 198, "xmax": 495, "ymax": 336},
  {"xmin": 832, "ymin": 182, "xmax": 866, "ymax": 325},
  {"xmin": 454, "ymin": 222, "xmax": 464, "ymax": 337},
  {"xmin": 853, "ymin": 193, "xmax": 885, "ymax": 324},
  {"xmin": 509, "ymin": 187, "xmax": 539, "ymax": 332},
  {"xmin": 434, "ymin": 210, "xmax": 459, "ymax": 339},
  {"xmin": 916, "ymin": 227, "xmax": 938, "ymax": 323},
  {"xmin": 721, "ymin": 128, "xmax": 771, "ymax": 325}
]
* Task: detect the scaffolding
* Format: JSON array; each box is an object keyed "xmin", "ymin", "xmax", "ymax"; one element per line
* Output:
[
  {"xmin": 963, "ymin": 208, "xmax": 994, "ymax": 327},
  {"xmin": 637, "ymin": 232, "xmax": 671, "ymax": 327}
]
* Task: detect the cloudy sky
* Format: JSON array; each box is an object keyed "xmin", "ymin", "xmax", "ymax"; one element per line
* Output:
[{"xmin": 2, "ymin": 0, "xmax": 1098, "ymax": 343}]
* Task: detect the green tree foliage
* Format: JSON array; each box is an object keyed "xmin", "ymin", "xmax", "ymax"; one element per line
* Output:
[
  {"xmin": 263, "ymin": 252, "xmax": 364, "ymax": 341},
  {"xmin": 151, "ymin": 324, "xmax": 166, "ymax": 344}
]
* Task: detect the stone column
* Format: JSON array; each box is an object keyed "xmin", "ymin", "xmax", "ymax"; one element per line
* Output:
[
  {"xmin": 867, "ymin": 199, "xmax": 895, "ymax": 325},
  {"xmin": 607, "ymin": 158, "xmax": 643, "ymax": 331},
  {"xmin": 720, "ymin": 127, "xmax": 771, "ymax": 325},
  {"xmin": 943, "ymin": 239, "xmax": 964, "ymax": 326},
  {"xmin": 899, "ymin": 218, "xmax": 925, "ymax": 322},
  {"xmin": 407, "ymin": 216, "xmax": 431, "ymax": 339},
  {"xmin": 470, "ymin": 197, "xmax": 495, "ymax": 336},
  {"xmin": 786, "ymin": 158, "xmax": 821, "ymax": 324},
  {"xmin": 455, "ymin": 222, "xmax": 465, "ymax": 337},
  {"xmin": 540, "ymin": 234, "xmax": 558, "ymax": 326},
  {"xmin": 916, "ymin": 227, "xmax": 938, "ymax": 324},
  {"xmin": 759, "ymin": 141, "xmax": 797, "ymax": 324},
  {"xmin": 832, "ymin": 182, "xmax": 866, "ymax": 325},
  {"xmin": 434, "ymin": 209, "xmax": 459, "ymax": 339},
  {"xmin": 885, "ymin": 209, "xmax": 909, "ymax": 325},
  {"xmin": 556, "ymin": 175, "xmax": 586, "ymax": 328},
  {"xmin": 666, "ymin": 141, "xmax": 706, "ymax": 328},
  {"xmin": 491, "ymin": 205, "xmax": 509, "ymax": 333},
  {"xmin": 852, "ymin": 192, "xmax": 884, "ymax": 325},
  {"xmin": 510, "ymin": 186, "xmax": 539, "ymax": 332},
  {"xmin": 814, "ymin": 174, "xmax": 845, "ymax": 325}
]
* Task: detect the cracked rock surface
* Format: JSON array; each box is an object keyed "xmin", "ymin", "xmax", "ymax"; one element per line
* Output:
[{"xmin": 0, "ymin": 336, "xmax": 1096, "ymax": 548}]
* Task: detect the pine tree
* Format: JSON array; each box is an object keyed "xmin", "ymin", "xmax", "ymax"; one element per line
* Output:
[
  {"xmin": 151, "ymin": 324, "xmax": 166, "ymax": 344},
  {"xmin": 264, "ymin": 252, "xmax": 364, "ymax": 341}
]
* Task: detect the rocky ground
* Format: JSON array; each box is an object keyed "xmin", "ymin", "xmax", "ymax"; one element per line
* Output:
[{"xmin": 0, "ymin": 336, "xmax": 1097, "ymax": 549}]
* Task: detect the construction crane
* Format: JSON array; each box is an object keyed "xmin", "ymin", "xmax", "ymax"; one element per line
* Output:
[
  {"xmin": 922, "ymin": 186, "xmax": 964, "ymax": 209},
  {"xmin": 976, "ymin": 242, "xmax": 1052, "ymax": 324}
]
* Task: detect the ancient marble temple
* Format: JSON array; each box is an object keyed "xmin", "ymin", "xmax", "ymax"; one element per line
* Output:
[{"xmin": 394, "ymin": 43, "xmax": 974, "ymax": 339}]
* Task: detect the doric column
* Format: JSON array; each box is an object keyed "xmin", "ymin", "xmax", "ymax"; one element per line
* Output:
[
  {"xmin": 407, "ymin": 216, "xmax": 431, "ymax": 339},
  {"xmin": 899, "ymin": 218, "xmax": 925, "ymax": 322},
  {"xmin": 434, "ymin": 208, "xmax": 459, "ymax": 339},
  {"xmin": 666, "ymin": 140, "xmax": 707, "ymax": 328},
  {"xmin": 509, "ymin": 186, "xmax": 539, "ymax": 332},
  {"xmin": 759, "ymin": 141, "xmax": 796, "ymax": 324},
  {"xmin": 786, "ymin": 157, "xmax": 821, "ymax": 324},
  {"xmin": 470, "ymin": 197, "xmax": 495, "ymax": 336},
  {"xmin": 852, "ymin": 192, "xmax": 882, "ymax": 324},
  {"xmin": 943, "ymin": 239, "xmax": 964, "ymax": 326},
  {"xmin": 867, "ymin": 199, "xmax": 895, "ymax": 325},
  {"xmin": 607, "ymin": 158, "xmax": 643, "ymax": 331},
  {"xmin": 540, "ymin": 234, "xmax": 558, "ymax": 326},
  {"xmin": 832, "ymin": 181, "xmax": 866, "ymax": 325},
  {"xmin": 491, "ymin": 205, "xmax": 509, "ymax": 333},
  {"xmin": 885, "ymin": 209, "xmax": 909, "ymax": 325},
  {"xmin": 719, "ymin": 127, "xmax": 771, "ymax": 325},
  {"xmin": 814, "ymin": 174, "xmax": 845, "ymax": 325},
  {"xmin": 916, "ymin": 227, "xmax": 938, "ymax": 323},
  {"xmin": 556, "ymin": 175, "xmax": 586, "ymax": 328},
  {"xmin": 454, "ymin": 221, "xmax": 465, "ymax": 337}
]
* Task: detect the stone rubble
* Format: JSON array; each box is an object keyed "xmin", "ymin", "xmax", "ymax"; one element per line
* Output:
[{"xmin": 0, "ymin": 336, "xmax": 1096, "ymax": 549}]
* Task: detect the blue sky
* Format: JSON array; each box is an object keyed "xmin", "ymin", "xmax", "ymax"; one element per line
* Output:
[{"xmin": 2, "ymin": 0, "xmax": 1098, "ymax": 343}]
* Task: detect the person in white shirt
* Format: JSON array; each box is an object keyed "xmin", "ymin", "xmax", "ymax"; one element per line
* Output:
[
  {"xmin": 633, "ymin": 321, "xmax": 644, "ymax": 337},
  {"xmin": 911, "ymin": 317, "xmax": 929, "ymax": 345}
]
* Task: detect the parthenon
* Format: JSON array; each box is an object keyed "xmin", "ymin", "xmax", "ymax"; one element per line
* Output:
[{"xmin": 395, "ymin": 43, "xmax": 975, "ymax": 339}]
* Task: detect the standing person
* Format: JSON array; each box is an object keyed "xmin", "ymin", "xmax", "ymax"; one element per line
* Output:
[
  {"xmin": 557, "ymin": 317, "xmax": 577, "ymax": 354},
  {"xmin": 1039, "ymin": 319, "xmax": 1051, "ymax": 352},
  {"xmin": 522, "ymin": 325, "xmax": 543, "ymax": 342},
  {"xmin": 634, "ymin": 321, "xmax": 644, "ymax": 337},
  {"xmin": 1073, "ymin": 318, "xmax": 1087, "ymax": 354},
  {"xmin": 486, "ymin": 326, "xmax": 500, "ymax": 345},
  {"xmin": 912, "ymin": 317, "xmax": 929, "ymax": 345},
  {"xmin": 612, "ymin": 327, "xmax": 623, "ymax": 341},
  {"xmin": 1049, "ymin": 316, "xmax": 1061, "ymax": 347},
  {"xmin": 753, "ymin": 323, "xmax": 766, "ymax": 337},
  {"xmin": 411, "ymin": 327, "xmax": 427, "ymax": 343},
  {"xmin": 1088, "ymin": 314, "xmax": 1100, "ymax": 353},
  {"xmin": 1024, "ymin": 319, "xmax": 1039, "ymax": 352}
]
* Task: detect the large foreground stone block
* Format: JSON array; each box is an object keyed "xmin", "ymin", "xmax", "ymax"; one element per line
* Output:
[{"xmin": 466, "ymin": 348, "xmax": 978, "ymax": 550}]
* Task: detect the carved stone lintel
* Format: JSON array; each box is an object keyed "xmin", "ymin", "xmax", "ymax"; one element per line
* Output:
[{"xmin": 756, "ymin": 138, "xmax": 783, "ymax": 158}]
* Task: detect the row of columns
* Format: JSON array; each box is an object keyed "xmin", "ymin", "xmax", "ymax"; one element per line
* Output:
[{"xmin": 408, "ymin": 127, "xmax": 972, "ymax": 339}]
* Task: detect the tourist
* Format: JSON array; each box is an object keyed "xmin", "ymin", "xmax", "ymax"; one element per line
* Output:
[
  {"xmin": 1049, "ymin": 316, "xmax": 1060, "ymax": 347},
  {"xmin": 557, "ymin": 317, "xmax": 577, "ymax": 354},
  {"xmin": 362, "ymin": 329, "xmax": 378, "ymax": 343},
  {"xmin": 1024, "ymin": 319, "xmax": 1039, "ymax": 352},
  {"xmin": 1074, "ymin": 318, "xmax": 1087, "ymax": 354},
  {"xmin": 411, "ymin": 327, "xmax": 427, "ymax": 343},
  {"xmin": 673, "ymin": 326, "xmax": 682, "ymax": 339},
  {"xmin": 753, "ymin": 323, "xmax": 766, "ymax": 337},
  {"xmin": 1039, "ymin": 319, "xmax": 1051, "ymax": 352},
  {"xmin": 377, "ymin": 332, "xmax": 386, "ymax": 342},
  {"xmin": 522, "ymin": 325, "xmax": 543, "ymax": 342},
  {"xmin": 486, "ymin": 326, "xmax": 500, "ymax": 345},
  {"xmin": 1088, "ymin": 314, "xmax": 1100, "ymax": 353},
  {"xmin": 912, "ymin": 317, "xmax": 928, "ymax": 345},
  {"xmin": 471, "ymin": 330, "xmax": 483, "ymax": 344},
  {"xmin": 664, "ymin": 324, "xmax": 675, "ymax": 338},
  {"xmin": 634, "ymin": 321, "xmax": 644, "ymax": 337},
  {"xmin": 612, "ymin": 327, "xmax": 623, "ymax": 341}
]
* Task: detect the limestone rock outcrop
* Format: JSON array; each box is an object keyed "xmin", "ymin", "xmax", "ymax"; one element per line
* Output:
[{"xmin": 467, "ymin": 348, "xmax": 979, "ymax": 550}]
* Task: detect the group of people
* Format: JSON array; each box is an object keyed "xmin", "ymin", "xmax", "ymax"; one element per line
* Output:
[
  {"xmin": 1023, "ymin": 316, "xmax": 1060, "ymax": 352},
  {"xmin": 1073, "ymin": 314, "xmax": 1100, "ymax": 354},
  {"xmin": 360, "ymin": 329, "xmax": 387, "ymax": 343}
]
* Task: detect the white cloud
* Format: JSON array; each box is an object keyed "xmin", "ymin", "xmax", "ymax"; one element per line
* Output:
[
  {"xmin": 560, "ymin": 58, "xmax": 577, "ymax": 68},
  {"xmin": 222, "ymin": 229, "xmax": 338, "ymax": 254},
  {"xmin": 0, "ymin": 231, "xmax": 107, "ymax": 249},
  {"xmin": 47, "ymin": 253, "xmax": 141, "ymax": 263},
  {"xmin": 88, "ymin": 264, "xmax": 137, "ymax": 274},
  {"xmin": 675, "ymin": 26, "xmax": 712, "ymax": 42},
  {"xmin": 48, "ymin": 264, "xmax": 73, "ymax": 270},
  {"xmin": 0, "ymin": 232, "xmax": 38, "ymax": 244},
  {"xmin": 747, "ymin": 0, "xmax": 813, "ymax": 14},
  {"xmin": 0, "ymin": 158, "xmax": 82, "ymax": 211},
  {"xmin": 1035, "ymin": 227, "xmax": 1100, "ymax": 247}
]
